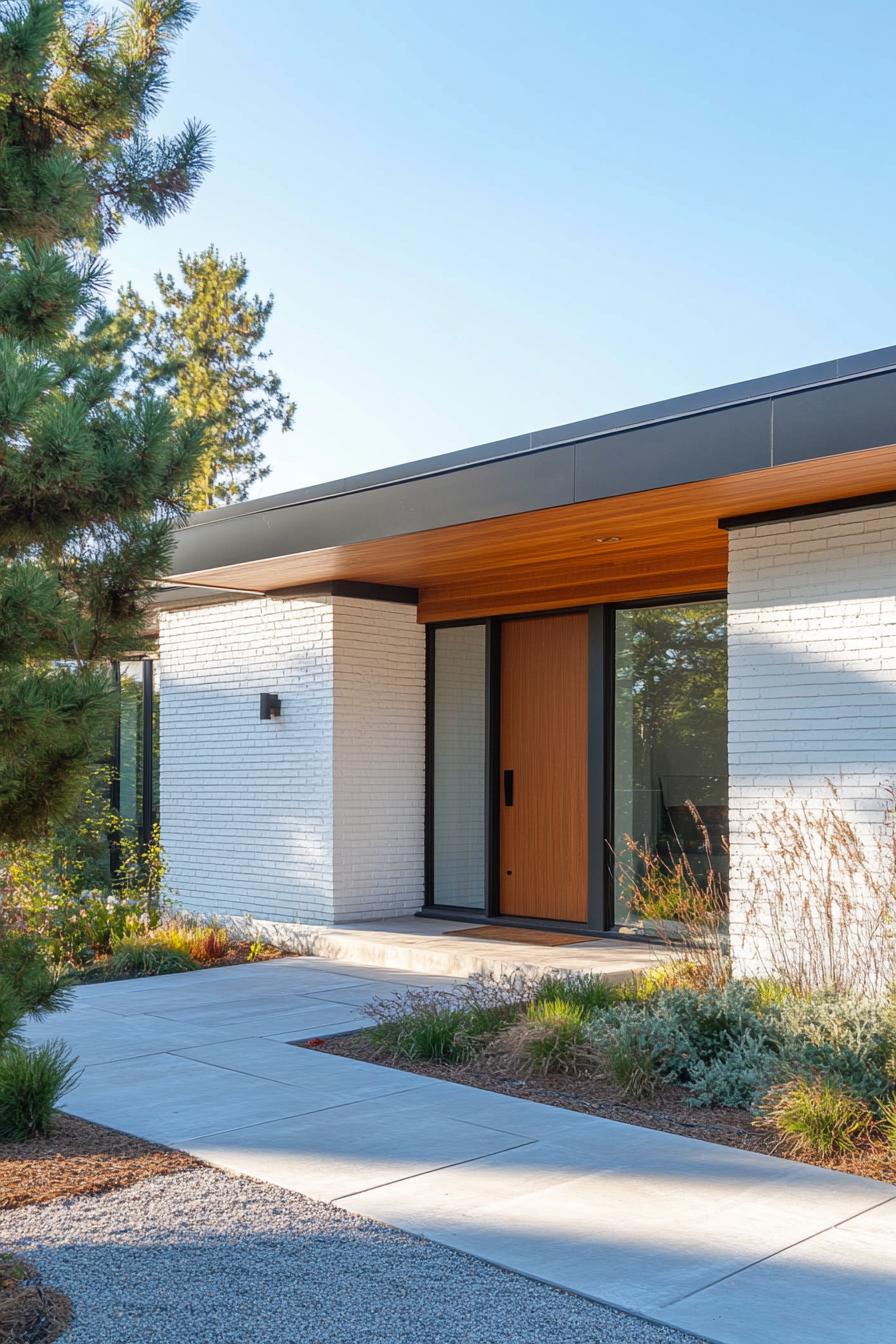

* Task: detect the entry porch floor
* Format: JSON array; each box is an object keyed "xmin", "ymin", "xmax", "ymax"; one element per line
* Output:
[
  {"xmin": 265, "ymin": 913, "xmax": 661, "ymax": 980},
  {"xmin": 12, "ymin": 956, "xmax": 896, "ymax": 1344}
]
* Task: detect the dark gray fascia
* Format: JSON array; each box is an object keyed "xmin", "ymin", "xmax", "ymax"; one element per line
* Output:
[{"xmin": 169, "ymin": 346, "xmax": 896, "ymax": 579}]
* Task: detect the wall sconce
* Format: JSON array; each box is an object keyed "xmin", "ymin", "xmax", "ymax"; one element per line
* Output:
[{"xmin": 259, "ymin": 693, "xmax": 282, "ymax": 720}]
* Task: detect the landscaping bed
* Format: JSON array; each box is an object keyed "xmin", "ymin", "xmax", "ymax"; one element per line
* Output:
[
  {"xmin": 73, "ymin": 933, "xmax": 286, "ymax": 983},
  {"xmin": 0, "ymin": 1112, "xmax": 198, "ymax": 1211},
  {"xmin": 309, "ymin": 968, "xmax": 896, "ymax": 1185}
]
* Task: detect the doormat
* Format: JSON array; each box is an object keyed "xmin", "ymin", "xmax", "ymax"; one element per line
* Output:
[{"xmin": 447, "ymin": 925, "xmax": 597, "ymax": 947}]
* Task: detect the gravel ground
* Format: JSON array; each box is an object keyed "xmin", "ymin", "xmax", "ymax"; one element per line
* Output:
[{"xmin": 0, "ymin": 1167, "xmax": 706, "ymax": 1344}]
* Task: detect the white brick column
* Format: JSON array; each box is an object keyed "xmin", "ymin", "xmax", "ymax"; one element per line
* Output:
[
  {"xmin": 333, "ymin": 597, "xmax": 425, "ymax": 920},
  {"xmin": 158, "ymin": 594, "xmax": 425, "ymax": 927},
  {"xmin": 727, "ymin": 504, "xmax": 896, "ymax": 985}
]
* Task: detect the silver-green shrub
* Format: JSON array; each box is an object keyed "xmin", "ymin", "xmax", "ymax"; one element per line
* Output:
[
  {"xmin": 588, "ymin": 981, "xmax": 779, "ymax": 1109},
  {"xmin": 588, "ymin": 979, "xmax": 896, "ymax": 1112},
  {"xmin": 773, "ymin": 993, "xmax": 896, "ymax": 1105}
]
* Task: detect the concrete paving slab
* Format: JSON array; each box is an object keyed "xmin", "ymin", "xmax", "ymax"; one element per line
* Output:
[
  {"xmin": 173, "ymin": 1037, "xmax": 433, "ymax": 1100},
  {"xmin": 26, "ymin": 995, "xmax": 374, "ymax": 1058},
  {"xmin": 20, "ymin": 1006, "xmax": 266, "ymax": 1066},
  {"xmin": 147, "ymin": 992, "xmax": 364, "ymax": 1028},
  {"xmin": 170, "ymin": 1003, "xmax": 380, "ymax": 1041},
  {"xmin": 339, "ymin": 1124, "xmax": 892, "ymax": 1315},
  {"xmin": 185, "ymin": 1085, "xmax": 536, "ymax": 1201},
  {"xmin": 377, "ymin": 1071, "xmax": 624, "ymax": 1140},
  {"xmin": 76, "ymin": 969, "xmax": 382, "ymax": 1017},
  {"xmin": 299, "ymin": 984, "xmax": 415, "ymax": 1009},
  {"xmin": 59, "ymin": 1052, "xmax": 321, "ymax": 1144},
  {"xmin": 265, "ymin": 1015, "xmax": 376, "ymax": 1041},
  {"xmin": 661, "ymin": 1194, "xmax": 896, "ymax": 1343}
]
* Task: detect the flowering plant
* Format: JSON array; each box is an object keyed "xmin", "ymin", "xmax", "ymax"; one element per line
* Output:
[{"xmin": 0, "ymin": 769, "xmax": 167, "ymax": 966}]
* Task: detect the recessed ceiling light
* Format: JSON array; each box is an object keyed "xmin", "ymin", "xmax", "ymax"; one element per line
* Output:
[{"xmin": 593, "ymin": 535, "xmax": 621, "ymax": 543}]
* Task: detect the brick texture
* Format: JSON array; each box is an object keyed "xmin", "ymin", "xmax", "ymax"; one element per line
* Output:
[
  {"xmin": 727, "ymin": 504, "xmax": 896, "ymax": 979},
  {"xmin": 159, "ymin": 595, "xmax": 424, "ymax": 926},
  {"xmin": 333, "ymin": 599, "xmax": 425, "ymax": 920}
]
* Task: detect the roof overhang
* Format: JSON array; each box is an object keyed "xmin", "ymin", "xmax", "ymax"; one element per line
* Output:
[{"xmin": 164, "ymin": 346, "xmax": 896, "ymax": 623}]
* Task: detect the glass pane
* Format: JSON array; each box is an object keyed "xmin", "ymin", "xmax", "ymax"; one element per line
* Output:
[
  {"xmin": 431, "ymin": 625, "xmax": 487, "ymax": 908},
  {"xmin": 613, "ymin": 600, "xmax": 728, "ymax": 927},
  {"xmin": 118, "ymin": 661, "xmax": 144, "ymax": 841}
]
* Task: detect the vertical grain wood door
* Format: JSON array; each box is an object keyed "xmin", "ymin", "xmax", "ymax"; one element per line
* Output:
[{"xmin": 499, "ymin": 613, "xmax": 589, "ymax": 922}]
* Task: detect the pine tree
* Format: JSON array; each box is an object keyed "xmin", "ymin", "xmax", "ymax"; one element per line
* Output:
[
  {"xmin": 0, "ymin": 0, "xmax": 210, "ymax": 840},
  {"xmin": 118, "ymin": 247, "xmax": 296, "ymax": 510}
]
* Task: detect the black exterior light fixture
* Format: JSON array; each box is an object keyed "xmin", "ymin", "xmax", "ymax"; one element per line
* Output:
[{"xmin": 260, "ymin": 692, "xmax": 282, "ymax": 720}]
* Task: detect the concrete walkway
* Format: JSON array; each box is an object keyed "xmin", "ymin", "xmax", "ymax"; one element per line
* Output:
[{"xmin": 24, "ymin": 957, "xmax": 896, "ymax": 1344}]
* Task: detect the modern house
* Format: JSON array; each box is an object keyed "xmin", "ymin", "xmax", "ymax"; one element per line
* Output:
[{"xmin": 148, "ymin": 344, "xmax": 896, "ymax": 976}]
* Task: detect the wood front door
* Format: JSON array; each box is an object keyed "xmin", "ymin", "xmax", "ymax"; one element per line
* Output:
[{"xmin": 499, "ymin": 613, "xmax": 589, "ymax": 922}]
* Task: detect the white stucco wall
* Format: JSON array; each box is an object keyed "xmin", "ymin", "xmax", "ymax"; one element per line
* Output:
[
  {"xmin": 159, "ymin": 594, "xmax": 424, "ymax": 926},
  {"xmin": 727, "ymin": 503, "xmax": 896, "ymax": 986}
]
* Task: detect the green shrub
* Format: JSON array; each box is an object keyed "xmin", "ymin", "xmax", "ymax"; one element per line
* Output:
[
  {"xmin": 633, "ymin": 961, "xmax": 716, "ymax": 999},
  {"xmin": 746, "ymin": 978, "xmax": 795, "ymax": 1012},
  {"xmin": 877, "ymin": 1094, "xmax": 896, "ymax": 1149},
  {"xmin": 772, "ymin": 993, "xmax": 896, "ymax": 1106},
  {"xmin": 758, "ymin": 1078, "xmax": 873, "ymax": 1159},
  {"xmin": 454, "ymin": 1001, "xmax": 520, "ymax": 1055},
  {"xmin": 105, "ymin": 940, "xmax": 197, "ymax": 980},
  {"xmin": 588, "ymin": 981, "xmax": 779, "ymax": 1109},
  {"xmin": 533, "ymin": 973, "xmax": 617, "ymax": 1015},
  {"xmin": 486, "ymin": 998, "xmax": 587, "ymax": 1076},
  {"xmin": 151, "ymin": 920, "xmax": 231, "ymax": 964},
  {"xmin": 1, "ymin": 766, "xmax": 168, "ymax": 967},
  {"xmin": 0, "ymin": 1041, "xmax": 81, "ymax": 1141},
  {"xmin": 365, "ymin": 971, "xmax": 540, "ymax": 1065},
  {"xmin": 371, "ymin": 1002, "xmax": 466, "ymax": 1063},
  {"xmin": 598, "ymin": 1014, "xmax": 660, "ymax": 1097},
  {"xmin": 686, "ymin": 1034, "xmax": 778, "ymax": 1109},
  {"xmin": 519, "ymin": 998, "xmax": 587, "ymax": 1073}
]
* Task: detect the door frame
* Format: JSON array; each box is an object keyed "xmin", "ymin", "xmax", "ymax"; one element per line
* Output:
[{"xmin": 422, "ymin": 592, "xmax": 725, "ymax": 935}]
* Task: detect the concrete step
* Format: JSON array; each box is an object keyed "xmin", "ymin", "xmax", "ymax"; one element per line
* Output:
[{"xmin": 241, "ymin": 915, "xmax": 660, "ymax": 983}]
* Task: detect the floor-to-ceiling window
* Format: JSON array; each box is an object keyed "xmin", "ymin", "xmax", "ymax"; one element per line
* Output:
[
  {"xmin": 429, "ymin": 624, "xmax": 488, "ymax": 909},
  {"xmin": 425, "ymin": 600, "xmax": 728, "ymax": 929},
  {"xmin": 113, "ymin": 659, "xmax": 158, "ymax": 856},
  {"xmin": 612, "ymin": 599, "xmax": 728, "ymax": 928}
]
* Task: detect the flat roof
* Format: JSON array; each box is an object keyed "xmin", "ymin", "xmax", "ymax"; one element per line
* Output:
[{"xmin": 168, "ymin": 343, "xmax": 896, "ymax": 585}]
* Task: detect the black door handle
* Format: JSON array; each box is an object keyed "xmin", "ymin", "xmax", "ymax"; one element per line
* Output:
[{"xmin": 503, "ymin": 769, "xmax": 514, "ymax": 806}]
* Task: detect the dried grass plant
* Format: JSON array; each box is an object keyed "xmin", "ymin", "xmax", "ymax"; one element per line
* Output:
[
  {"xmin": 738, "ymin": 783, "xmax": 896, "ymax": 997},
  {"xmin": 620, "ymin": 804, "xmax": 730, "ymax": 990}
]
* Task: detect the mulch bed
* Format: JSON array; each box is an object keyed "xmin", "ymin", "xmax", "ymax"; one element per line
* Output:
[
  {"xmin": 0, "ymin": 1113, "xmax": 198, "ymax": 1212},
  {"xmin": 313, "ymin": 1030, "xmax": 896, "ymax": 1185},
  {"xmin": 0, "ymin": 1255, "xmax": 70, "ymax": 1344}
]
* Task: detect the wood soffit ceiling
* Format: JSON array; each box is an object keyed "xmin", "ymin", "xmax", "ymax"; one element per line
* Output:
[{"xmin": 165, "ymin": 442, "xmax": 896, "ymax": 623}]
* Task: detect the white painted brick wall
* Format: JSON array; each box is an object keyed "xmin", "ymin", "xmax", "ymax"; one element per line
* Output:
[
  {"xmin": 728, "ymin": 504, "xmax": 896, "ymax": 985},
  {"xmin": 159, "ymin": 594, "xmax": 425, "ymax": 926},
  {"xmin": 159, "ymin": 596, "xmax": 336, "ymax": 923},
  {"xmin": 333, "ymin": 599, "xmax": 425, "ymax": 920}
]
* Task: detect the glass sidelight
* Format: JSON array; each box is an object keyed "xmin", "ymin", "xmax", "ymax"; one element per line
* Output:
[
  {"xmin": 612, "ymin": 599, "xmax": 728, "ymax": 928},
  {"xmin": 430, "ymin": 624, "xmax": 488, "ymax": 909},
  {"xmin": 114, "ymin": 659, "xmax": 158, "ymax": 853}
]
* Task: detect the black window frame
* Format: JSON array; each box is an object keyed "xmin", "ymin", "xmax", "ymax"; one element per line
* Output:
[
  {"xmin": 110, "ymin": 657, "xmax": 157, "ymax": 871},
  {"xmin": 423, "ymin": 591, "xmax": 727, "ymax": 935}
]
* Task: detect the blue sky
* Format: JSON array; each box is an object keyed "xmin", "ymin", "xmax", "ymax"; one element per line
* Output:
[{"xmin": 108, "ymin": 0, "xmax": 896, "ymax": 497}]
